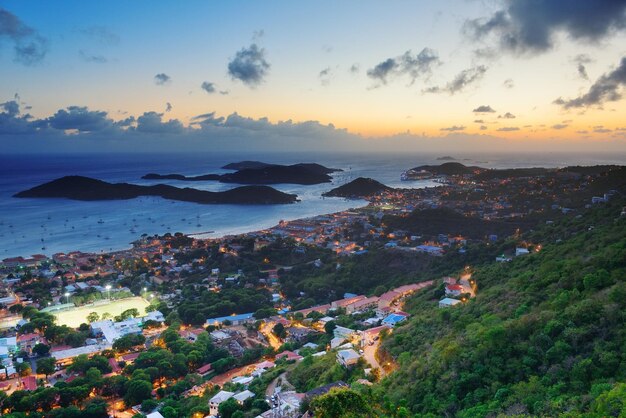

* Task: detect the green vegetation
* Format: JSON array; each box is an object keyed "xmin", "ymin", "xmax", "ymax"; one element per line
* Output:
[{"xmin": 370, "ymin": 199, "xmax": 626, "ymax": 416}]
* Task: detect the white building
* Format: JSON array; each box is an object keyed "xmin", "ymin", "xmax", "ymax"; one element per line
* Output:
[
  {"xmin": 209, "ymin": 390, "xmax": 234, "ymax": 416},
  {"xmin": 336, "ymin": 349, "xmax": 360, "ymax": 367},
  {"xmin": 439, "ymin": 298, "xmax": 462, "ymax": 308}
]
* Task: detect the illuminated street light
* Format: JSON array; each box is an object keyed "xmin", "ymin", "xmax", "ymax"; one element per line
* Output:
[
  {"xmin": 105, "ymin": 284, "xmax": 112, "ymax": 300},
  {"xmin": 64, "ymin": 292, "xmax": 70, "ymax": 304}
]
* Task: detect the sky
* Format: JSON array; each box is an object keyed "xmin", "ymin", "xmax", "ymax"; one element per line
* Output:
[{"xmin": 1, "ymin": 0, "xmax": 626, "ymax": 154}]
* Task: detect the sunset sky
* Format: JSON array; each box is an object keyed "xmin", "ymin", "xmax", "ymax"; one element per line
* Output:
[{"xmin": 1, "ymin": 0, "xmax": 626, "ymax": 153}]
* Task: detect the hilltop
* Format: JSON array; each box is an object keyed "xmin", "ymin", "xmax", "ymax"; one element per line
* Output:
[
  {"xmin": 14, "ymin": 176, "xmax": 298, "ymax": 205},
  {"xmin": 323, "ymin": 177, "xmax": 392, "ymax": 198}
]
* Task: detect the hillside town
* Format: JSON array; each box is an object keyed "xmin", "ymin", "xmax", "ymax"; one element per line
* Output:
[{"xmin": 0, "ymin": 163, "xmax": 623, "ymax": 417}]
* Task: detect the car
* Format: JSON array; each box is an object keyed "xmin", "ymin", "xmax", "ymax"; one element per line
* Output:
[{"xmin": 359, "ymin": 349, "xmax": 364, "ymax": 354}]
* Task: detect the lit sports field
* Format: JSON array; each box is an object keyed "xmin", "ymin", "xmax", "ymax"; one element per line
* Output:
[{"xmin": 53, "ymin": 297, "xmax": 150, "ymax": 327}]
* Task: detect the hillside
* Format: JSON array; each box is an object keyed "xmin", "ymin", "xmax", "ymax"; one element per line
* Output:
[
  {"xmin": 383, "ymin": 207, "xmax": 522, "ymax": 239},
  {"xmin": 323, "ymin": 177, "xmax": 392, "ymax": 198},
  {"xmin": 373, "ymin": 199, "xmax": 626, "ymax": 416},
  {"xmin": 14, "ymin": 176, "xmax": 298, "ymax": 205}
]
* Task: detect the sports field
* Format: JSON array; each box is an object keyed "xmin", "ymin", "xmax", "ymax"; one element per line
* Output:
[{"xmin": 53, "ymin": 297, "xmax": 150, "ymax": 327}]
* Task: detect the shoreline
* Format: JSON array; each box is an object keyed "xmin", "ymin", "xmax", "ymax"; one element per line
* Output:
[{"xmin": 4, "ymin": 199, "xmax": 372, "ymax": 260}]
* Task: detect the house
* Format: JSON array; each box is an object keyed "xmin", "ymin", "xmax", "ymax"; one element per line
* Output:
[
  {"xmin": 304, "ymin": 381, "xmax": 349, "ymax": 402},
  {"xmin": 209, "ymin": 390, "xmax": 234, "ymax": 416},
  {"xmin": 232, "ymin": 375, "xmax": 254, "ymax": 386},
  {"xmin": 255, "ymin": 360, "xmax": 275, "ymax": 371},
  {"xmin": 415, "ymin": 245, "xmax": 444, "ymax": 256},
  {"xmin": 275, "ymin": 350, "xmax": 303, "ymax": 362},
  {"xmin": 439, "ymin": 298, "xmax": 462, "ymax": 308},
  {"xmin": 377, "ymin": 291, "xmax": 400, "ymax": 309},
  {"xmin": 331, "ymin": 295, "xmax": 366, "ymax": 309},
  {"xmin": 515, "ymin": 247, "xmax": 530, "ymax": 256},
  {"xmin": 196, "ymin": 363, "xmax": 212, "ymax": 376},
  {"xmin": 209, "ymin": 330, "xmax": 231, "ymax": 343},
  {"xmin": 146, "ymin": 411, "xmax": 165, "ymax": 418},
  {"xmin": 22, "ymin": 375, "xmax": 37, "ymax": 391},
  {"xmin": 381, "ymin": 312, "xmax": 409, "ymax": 327},
  {"xmin": 359, "ymin": 325, "xmax": 391, "ymax": 347},
  {"xmin": 336, "ymin": 349, "xmax": 360, "ymax": 367},
  {"xmin": 445, "ymin": 284, "xmax": 464, "ymax": 297},
  {"xmin": 345, "ymin": 296, "xmax": 379, "ymax": 314},
  {"xmin": 233, "ymin": 390, "xmax": 255, "ymax": 404},
  {"xmin": 333, "ymin": 326, "xmax": 356, "ymax": 341}
]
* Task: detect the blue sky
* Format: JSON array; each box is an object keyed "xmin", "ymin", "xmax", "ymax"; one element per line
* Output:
[{"xmin": 1, "ymin": 0, "xmax": 626, "ymax": 153}]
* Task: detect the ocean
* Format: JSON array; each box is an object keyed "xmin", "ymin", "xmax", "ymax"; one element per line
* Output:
[{"xmin": 1, "ymin": 151, "xmax": 625, "ymax": 258}]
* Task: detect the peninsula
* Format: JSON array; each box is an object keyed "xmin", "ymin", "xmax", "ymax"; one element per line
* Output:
[
  {"xmin": 14, "ymin": 176, "xmax": 298, "ymax": 205},
  {"xmin": 323, "ymin": 177, "xmax": 392, "ymax": 198}
]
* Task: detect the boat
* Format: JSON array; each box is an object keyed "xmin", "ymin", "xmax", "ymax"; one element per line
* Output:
[{"xmin": 401, "ymin": 169, "xmax": 433, "ymax": 181}]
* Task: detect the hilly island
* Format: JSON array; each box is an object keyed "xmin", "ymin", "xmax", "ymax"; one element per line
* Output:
[
  {"xmin": 14, "ymin": 176, "xmax": 298, "ymax": 204},
  {"xmin": 143, "ymin": 162, "xmax": 342, "ymax": 185}
]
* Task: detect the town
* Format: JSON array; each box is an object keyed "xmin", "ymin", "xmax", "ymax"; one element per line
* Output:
[{"xmin": 0, "ymin": 163, "xmax": 623, "ymax": 417}]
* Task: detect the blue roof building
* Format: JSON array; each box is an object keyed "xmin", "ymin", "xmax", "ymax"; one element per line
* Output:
[
  {"xmin": 382, "ymin": 313, "xmax": 409, "ymax": 327},
  {"xmin": 206, "ymin": 313, "xmax": 255, "ymax": 326}
]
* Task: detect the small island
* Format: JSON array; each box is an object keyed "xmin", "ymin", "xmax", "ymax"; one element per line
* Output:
[
  {"xmin": 14, "ymin": 176, "xmax": 298, "ymax": 205},
  {"xmin": 142, "ymin": 162, "xmax": 343, "ymax": 185},
  {"xmin": 323, "ymin": 177, "xmax": 392, "ymax": 198}
]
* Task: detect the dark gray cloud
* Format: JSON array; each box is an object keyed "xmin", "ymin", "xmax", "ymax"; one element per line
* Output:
[
  {"xmin": 479, "ymin": 125, "xmax": 487, "ymax": 130},
  {"xmin": 424, "ymin": 66, "xmax": 488, "ymax": 94},
  {"xmin": 154, "ymin": 73, "xmax": 171, "ymax": 86},
  {"xmin": 136, "ymin": 112, "xmax": 183, "ymax": 134},
  {"xmin": 593, "ymin": 126, "xmax": 612, "ymax": 133},
  {"xmin": 465, "ymin": 0, "xmax": 626, "ymax": 55},
  {"xmin": 349, "ymin": 63, "xmax": 360, "ymax": 74},
  {"xmin": 552, "ymin": 123, "xmax": 568, "ymax": 129},
  {"xmin": 78, "ymin": 26, "xmax": 120, "ymax": 45},
  {"xmin": 319, "ymin": 67, "xmax": 333, "ymax": 86},
  {"xmin": 497, "ymin": 126, "xmax": 520, "ymax": 132},
  {"xmin": 503, "ymin": 78, "xmax": 514, "ymax": 88},
  {"xmin": 474, "ymin": 119, "xmax": 484, "ymax": 123},
  {"xmin": 165, "ymin": 102, "xmax": 172, "ymax": 113},
  {"xmin": 440, "ymin": 125, "xmax": 466, "ymax": 132},
  {"xmin": 555, "ymin": 56, "xmax": 626, "ymax": 108},
  {"xmin": 367, "ymin": 48, "xmax": 440, "ymax": 85},
  {"xmin": 79, "ymin": 50, "xmax": 107, "ymax": 63},
  {"xmin": 227, "ymin": 43, "xmax": 270, "ymax": 87},
  {"xmin": 0, "ymin": 8, "xmax": 48, "ymax": 65},
  {"xmin": 573, "ymin": 54, "xmax": 593, "ymax": 80},
  {"xmin": 47, "ymin": 106, "xmax": 113, "ymax": 132},
  {"xmin": 473, "ymin": 105, "xmax": 496, "ymax": 113},
  {"xmin": 0, "ymin": 100, "xmax": 37, "ymax": 134},
  {"xmin": 498, "ymin": 112, "xmax": 516, "ymax": 119},
  {"xmin": 201, "ymin": 81, "xmax": 216, "ymax": 94}
]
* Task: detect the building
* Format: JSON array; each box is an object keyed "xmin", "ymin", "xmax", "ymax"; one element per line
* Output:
[
  {"xmin": 359, "ymin": 325, "xmax": 391, "ymax": 347},
  {"xmin": 209, "ymin": 390, "xmax": 234, "ymax": 416},
  {"xmin": 333, "ymin": 326, "xmax": 357, "ymax": 341},
  {"xmin": 336, "ymin": 349, "xmax": 360, "ymax": 367},
  {"xmin": 381, "ymin": 312, "xmax": 409, "ymax": 327},
  {"xmin": 233, "ymin": 390, "xmax": 255, "ymax": 404},
  {"xmin": 439, "ymin": 298, "xmax": 462, "ymax": 308},
  {"xmin": 445, "ymin": 284, "xmax": 464, "ymax": 297},
  {"xmin": 206, "ymin": 313, "xmax": 255, "ymax": 327},
  {"xmin": 345, "ymin": 296, "xmax": 379, "ymax": 314}
]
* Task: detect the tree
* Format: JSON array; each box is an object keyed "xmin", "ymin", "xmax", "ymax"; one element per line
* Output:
[
  {"xmin": 272, "ymin": 323, "xmax": 286, "ymax": 339},
  {"xmin": 218, "ymin": 398, "xmax": 241, "ymax": 418},
  {"xmin": 113, "ymin": 334, "xmax": 146, "ymax": 352},
  {"xmin": 16, "ymin": 361, "xmax": 31, "ymax": 377},
  {"xmin": 324, "ymin": 321, "xmax": 337, "ymax": 336},
  {"xmin": 87, "ymin": 312, "xmax": 100, "ymax": 323},
  {"xmin": 124, "ymin": 379, "xmax": 153, "ymax": 407},
  {"xmin": 36, "ymin": 357, "xmax": 57, "ymax": 380},
  {"xmin": 309, "ymin": 388, "xmax": 371, "ymax": 418},
  {"xmin": 32, "ymin": 343, "xmax": 50, "ymax": 356}
]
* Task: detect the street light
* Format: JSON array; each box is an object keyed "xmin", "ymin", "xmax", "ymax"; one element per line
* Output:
[
  {"xmin": 64, "ymin": 292, "xmax": 70, "ymax": 304},
  {"xmin": 105, "ymin": 284, "xmax": 112, "ymax": 300}
]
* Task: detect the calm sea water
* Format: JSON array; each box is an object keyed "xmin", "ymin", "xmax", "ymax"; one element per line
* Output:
[{"xmin": 1, "ymin": 151, "xmax": 624, "ymax": 258}]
